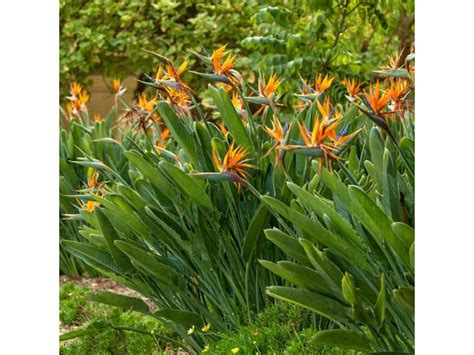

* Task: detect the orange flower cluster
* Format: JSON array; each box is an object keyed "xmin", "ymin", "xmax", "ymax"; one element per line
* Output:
[{"xmin": 66, "ymin": 82, "xmax": 89, "ymax": 119}]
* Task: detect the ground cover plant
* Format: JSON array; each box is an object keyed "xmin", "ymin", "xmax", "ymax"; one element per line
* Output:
[
  {"xmin": 60, "ymin": 279, "xmax": 179, "ymax": 354},
  {"xmin": 60, "ymin": 41, "xmax": 414, "ymax": 353}
]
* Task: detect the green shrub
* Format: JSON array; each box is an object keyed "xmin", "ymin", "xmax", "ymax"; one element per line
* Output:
[
  {"xmin": 60, "ymin": 45, "xmax": 414, "ymax": 353},
  {"xmin": 60, "ymin": 0, "xmax": 257, "ymax": 94},
  {"xmin": 243, "ymin": 0, "xmax": 414, "ymax": 91}
]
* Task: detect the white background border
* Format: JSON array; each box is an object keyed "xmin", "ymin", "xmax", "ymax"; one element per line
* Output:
[{"xmin": 0, "ymin": 1, "xmax": 58, "ymax": 354}]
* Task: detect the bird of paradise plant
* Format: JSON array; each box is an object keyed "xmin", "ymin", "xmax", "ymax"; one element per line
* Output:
[
  {"xmin": 142, "ymin": 50, "xmax": 192, "ymax": 94},
  {"xmin": 385, "ymin": 78, "xmax": 410, "ymax": 112},
  {"xmin": 362, "ymin": 81, "xmax": 390, "ymax": 115},
  {"xmin": 112, "ymin": 78, "xmax": 126, "ymax": 97},
  {"xmin": 314, "ymin": 73, "xmax": 334, "ymax": 94},
  {"xmin": 65, "ymin": 83, "xmax": 90, "ymax": 121},
  {"xmin": 379, "ymin": 50, "xmax": 403, "ymax": 71},
  {"xmin": 341, "ymin": 78, "xmax": 362, "ymax": 100},
  {"xmin": 189, "ymin": 45, "xmax": 242, "ymax": 87},
  {"xmin": 294, "ymin": 74, "xmax": 333, "ymax": 109},
  {"xmin": 280, "ymin": 97, "xmax": 361, "ymax": 168},
  {"xmin": 60, "ymin": 47, "xmax": 404, "ymax": 353},
  {"xmin": 212, "ymin": 141, "xmax": 257, "ymax": 187},
  {"xmin": 246, "ymin": 73, "xmax": 282, "ymax": 113}
]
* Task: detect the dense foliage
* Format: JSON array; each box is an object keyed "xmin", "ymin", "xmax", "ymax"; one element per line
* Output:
[
  {"xmin": 60, "ymin": 0, "xmax": 413, "ymax": 96},
  {"xmin": 59, "ymin": 40, "xmax": 414, "ymax": 353},
  {"xmin": 60, "ymin": 0, "xmax": 256, "ymax": 93},
  {"xmin": 244, "ymin": 0, "xmax": 414, "ymax": 92}
]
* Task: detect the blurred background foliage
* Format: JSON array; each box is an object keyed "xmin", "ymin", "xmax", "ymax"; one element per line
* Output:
[{"xmin": 60, "ymin": 0, "xmax": 413, "ymax": 97}]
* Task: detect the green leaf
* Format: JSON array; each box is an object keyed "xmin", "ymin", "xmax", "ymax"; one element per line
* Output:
[
  {"xmin": 62, "ymin": 241, "xmax": 123, "ymax": 275},
  {"xmin": 383, "ymin": 149, "xmax": 402, "ymax": 221},
  {"xmin": 124, "ymin": 150, "xmax": 174, "ymax": 196},
  {"xmin": 391, "ymin": 222, "xmax": 415, "ymax": 247},
  {"xmin": 60, "ymin": 321, "xmax": 110, "ymax": 341},
  {"xmin": 70, "ymin": 159, "xmax": 109, "ymax": 171},
  {"xmin": 95, "ymin": 207, "xmax": 133, "ymax": 272},
  {"xmin": 299, "ymin": 239, "xmax": 343, "ymax": 294},
  {"xmin": 375, "ymin": 273, "xmax": 386, "ymax": 327},
  {"xmin": 266, "ymin": 286, "xmax": 349, "ymax": 324},
  {"xmin": 242, "ymin": 203, "xmax": 271, "ymax": 263},
  {"xmin": 208, "ymin": 85, "xmax": 252, "ymax": 149},
  {"xmin": 311, "ymin": 329, "xmax": 372, "ymax": 352},
  {"xmin": 369, "ymin": 127, "xmax": 384, "ymax": 189},
  {"xmin": 154, "ymin": 309, "xmax": 203, "ymax": 328},
  {"xmin": 262, "ymin": 195, "xmax": 370, "ymax": 271},
  {"xmin": 278, "ymin": 261, "xmax": 340, "ymax": 297},
  {"xmin": 159, "ymin": 161, "xmax": 213, "ymax": 209},
  {"xmin": 348, "ymin": 186, "xmax": 410, "ymax": 265},
  {"xmin": 393, "ymin": 287, "xmax": 414, "ymax": 312},
  {"xmin": 259, "ymin": 260, "xmax": 306, "ymax": 289},
  {"xmin": 372, "ymin": 69, "xmax": 411, "ymax": 79},
  {"xmin": 287, "ymin": 182, "xmax": 365, "ymax": 253},
  {"xmin": 341, "ymin": 273, "xmax": 357, "ymax": 306},
  {"xmin": 264, "ymin": 228, "xmax": 311, "ymax": 267},
  {"xmin": 156, "ymin": 101, "xmax": 199, "ymax": 167},
  {"xmin": 114, "ymin": 241, "xmax": 186, "ymax": 290},
  {"xmin": 89, "ymin": 292, "xmax": 150, "ymax": 314}
]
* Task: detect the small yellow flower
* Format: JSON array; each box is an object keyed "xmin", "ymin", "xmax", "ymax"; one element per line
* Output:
[
  {"xmin": 93, "ymin": 113, "xmax": 102, "ymax": 123},
  {"xmin": 231, "ymin": 347, "xmax": 240, "ymax": 353},
  {"xmin": 187, "ymin": 325, "xmax": 195, "ymax": 335},
  {"xmin": 202, "ymin": 345, "xmax": 210, "ymax": 353},
  {"xmin": 201, "ymin": 323, "xmax": 211, "ymax": 333}
]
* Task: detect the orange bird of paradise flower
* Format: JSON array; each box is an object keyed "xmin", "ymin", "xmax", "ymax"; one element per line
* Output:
[
  {"xmin": 316, "ymin": 97, "xmax": 333, "ymax": 120},
  {"xmin": 314, "ymin": 73, "xmax": 334, "ymax": 94},
  {"xmin": 66, "ymin": 86, "xmax": 89, "ymax": 118},
  {"xmin": 211, "ymin": 45, "xmax": 237, "ymax": 77},
  {"xmin": 385, "ymin": 78, "xmax": 410, "ymax": 111},
  {"xmin": 69, "ymin": 82, "xmax": 83, "ymax": 98},
  {"xmin": 258, "ymin": 73, "xmax": 282, "ymax": 99},
  {"xmin": 155, "ymin": 128, "xmax": 170, "ymax": 151},
  {"xmin": 362, "ymin": 81, "xmax": 390, "ymax": 115},
  {"xmin": 380, "ymin": 51, "xmax": 403, "ymax": 71},
  {"xmin": 112, "ymin": 78, "xmax": 126, "ymax": 96},
  {"xmin": 212, "ymin": 142, "xmax": 257, "ymax": 184},
  {"xmin": 93, "ymin": 113, "xmax": 102, "ymax": 123},
  {"xmin": 144, "ymin": 50, "xmax": 192, "ymax": 93},
  {"xmin": 263, "ymin": 115, "xmax": 289, "ymax": 166},
  {"xmin": 341, "ymin": 78, "xmax": 362, "ymax": 99}
]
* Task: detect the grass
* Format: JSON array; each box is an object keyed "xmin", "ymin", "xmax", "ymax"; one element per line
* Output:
[
  {"xmin": 60, "ymin": 281, "xmax": 357, "ymax": 354},
  {"xmin": 60, "ymin": 281, "xmax": 177, "ymax": 354},
  {"xmin": 200, "ymin": 302, "xmax": 356, "ymax": 354}
]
